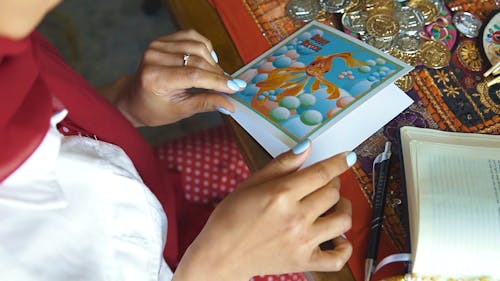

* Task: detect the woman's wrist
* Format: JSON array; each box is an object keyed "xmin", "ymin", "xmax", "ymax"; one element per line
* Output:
[
  {"xmin": 96, "ymin": 75, "xmax": 145, "ymax": 127},
  {"xmin": 172, "ymin": 240, "xmax": 251, "ymax": 281}
]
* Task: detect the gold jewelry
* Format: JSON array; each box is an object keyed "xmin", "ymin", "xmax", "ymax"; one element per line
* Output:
[
  {"xmin": 365, "ymin": 13, "xmax": 399, "ymax": 38},
  {"xmin": 395, "ymin": 74, "xmax": 415, "ymax": 92},
  {"xmin": 420, "ymin": 41, "xmax": 451, "ymax": 69},
  {"xmin": 407, "ymin": 0, "xmax": 439, "ymax": 25}
]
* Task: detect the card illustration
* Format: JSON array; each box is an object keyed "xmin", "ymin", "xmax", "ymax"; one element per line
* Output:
[{"xmin": 232, "ymin": 21, "xmax": 410, "ymax": 142}]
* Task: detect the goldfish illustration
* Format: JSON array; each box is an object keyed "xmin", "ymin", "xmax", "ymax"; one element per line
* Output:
[{"xmin": 254, "ymin": 52, "xmax": 364, "ymax": 102}]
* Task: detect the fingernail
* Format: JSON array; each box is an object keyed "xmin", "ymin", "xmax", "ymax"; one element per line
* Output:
[
  {"xmin": 216, "ymin": 107, "xmax": 232, "ymax": 115},
  {"xmin": 227, "ymin": 80, "xmax": 240, "ymax": 91},
  {"xmin": 292, "ymin": 139, "xmax": 310, "ymax": 155},
  {"xmin": 340, "ymin": 233, "xmax": 347, "ymax": 239},
  {"xmin": 232, "ymin": 78, "xmax": 247, "ymax": 89},
  {"xmin": 346, "ymin": 152, "xmax": 357, "ymax": 167},
  {"xmin": 211, "ymin": 50, "xmax": 219, "ymax": 63}
]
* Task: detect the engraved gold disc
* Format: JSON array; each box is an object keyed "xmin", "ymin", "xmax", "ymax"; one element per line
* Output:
[
  {"xmin": 365, "ymin": 13, "xmax": 400, "ymax": 38},
  {"xmin": 420, "ymin": 40, "xmax": 451, "ymax": 69},
  {"xmin": 457, "ymin": 40, "xmax": 484, "ymax": 72},
  {"xmin": 476, "ymin": 78, "xmax": 500, "ymax": 114},
  {"xmin": 345, "ymin": 0, "xmax": 364, "ymax": 13},
  {"xmin": 407, "ymin": 0, "xmax": 439, "ymax": 25}
]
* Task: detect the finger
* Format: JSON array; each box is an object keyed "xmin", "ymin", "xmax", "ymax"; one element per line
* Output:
[
  {"xmin": 142, "ymin": 65, "xmax": 244, "ymax": 94},
  {"xmin": 176, "ymin": 91, "xmax": 236, "ymax": 116},
  {"xmin": 156, "ymin": 29, "xmax": 216, "ymax": 61},
  {"xmin": 300, "ymin": 177, "xmax": 340, "ymax": 218},
  {"xmin": 311, "ymin": 198, "xmax": 352, "ymax": 243},
  {"xmin": 284, "ymin": 151, "xmax": 356, "ymax": 200},
  {"xmin": 143, "ymin": 50, "xmax": 221, "ymax": 74},
  {"xmin": 149, "ymin": 40, "xmax": 222, "ymax": 68},
  {"xmin": 308, "ymin": 236, "xmax": 353, "ymax": 272},
  {"xmin": 238, "ymin": 140, "xmax": 312, "ymax": 189}
]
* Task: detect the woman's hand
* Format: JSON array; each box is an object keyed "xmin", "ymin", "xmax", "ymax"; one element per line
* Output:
[
  {"xmin": 173, "ymin": 142, "xmax": 356, "ymax": 281},
  {"xmin": 112, "ymin": 29, "xmax": 246, "ymax": 127}
]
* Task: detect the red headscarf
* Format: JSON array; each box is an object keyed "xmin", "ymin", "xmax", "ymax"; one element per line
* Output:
[{"xmin": 0, "ymin": 32, "xmax": 179, "ymax": 267}]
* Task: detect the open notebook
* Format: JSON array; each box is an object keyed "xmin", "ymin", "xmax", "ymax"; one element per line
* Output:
[{"xmin": 400, "ymin": 126, "xmax": 500, "ymax": 279}]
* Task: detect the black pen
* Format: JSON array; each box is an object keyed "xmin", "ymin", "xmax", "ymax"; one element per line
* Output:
[{"xmin": 364, "ymin": 141, "xmax": 392, "ymax": 281}]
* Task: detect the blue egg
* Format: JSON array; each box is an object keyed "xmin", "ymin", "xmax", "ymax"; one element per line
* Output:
[
  {"xmin": 358, "ymin": 65, "xmax": 371, "ymax": 73},
  {"xmin": 300, "ymin": 110, "xmax": 323, "ymax": 126},
  {"xmin": 239, "ymin": 84, "xmax": 259, "ymax": 96},
  {"xmin": 269, "ymin": 107, "xmax": 290, "ymax": 122},
  {"xmin": 257, "ymin": 95, "xmax": 265, "ymax": 101},
  {"xmin": 275, "ymin": 88, "xmax": 284, "ymax": 95},
  {"xmin": 379, "ymin": 71, "xmax": 387, "ymax": 77},
  {"xmin": 297, "ymin": 45, "xmax": 314, "ymax": 55},
  {"xmin": 376, "ymin": 58, "xmax": 386, "ymax": 65},
  {"xmin": 298, "ymin": 32, "xmax": 311, "ymax": 41},
  {"xmin": 279, "ymin": 96, "xmax": 301, "ymax": 110},
  {"xmin": 269, "ymin": 96, "xmax": 277, "ymax": 101},
  {"xmin": 252, "ymin": 60, "xmax": 265, "ymax": 69},
  {"xmin": 372, "ymin": 72, "xmax": 380, "ymax": 77},
  {"xmin": 268, "ymin": 90, "xmax": 276, "ymax": 96},
  {"xmin": 298, "ymin": 93, "xmax": 316, "ymax": 107},
  {"xmin": 252, "ymin": 73, "xmax": 268, "ymax": 83},
  {"xmin": 367, "ymin": 76, "xmax": 377, "ymax": 82},
  {"xmin": 273, "ymin": 46, "xmax": 288, "ymax": 56},
  {"xmin": 273, "ymin": 56, "xmax": 292, "ymax": 68},
  {"xmin": 262, "ymin": 91, "xmax": 269, "ymax": 96}
]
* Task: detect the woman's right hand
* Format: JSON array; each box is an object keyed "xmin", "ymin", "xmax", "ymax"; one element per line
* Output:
[{"xmin": 173, "ymin": 141, "xmax": 356, "ymax": 281}]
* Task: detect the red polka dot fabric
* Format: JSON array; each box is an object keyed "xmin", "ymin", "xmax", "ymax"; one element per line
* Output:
[{"xmin": 155, "ymin": 125, "xmax": 306, "ymax": 281}]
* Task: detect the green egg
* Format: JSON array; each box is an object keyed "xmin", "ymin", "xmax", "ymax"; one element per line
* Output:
[
  {"xmin": 279, "ymin": 96, "xmax": 301, "ymax": 109},
  {"xmin": 358, "ymin": 65, "xmax": 371, "ymax": 73},
  {"xmin": 365, "ymin": 59, "xmax": 376, "ymax": 66},
  {"xmin": 298, "ymin": 93, "xmax": 316, "ymax": 107},
  {"xmin": 269, "ymin": 106, "xmax": 290, "ymax": 122},
  {"xmin": 300, "ymin": 110, "xmax": 323, "ymax": 126}
]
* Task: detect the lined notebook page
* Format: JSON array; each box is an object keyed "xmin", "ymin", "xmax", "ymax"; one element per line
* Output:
[{"xmin": 411, "ymin": 141, "xmax": 500, "ymax": 278}]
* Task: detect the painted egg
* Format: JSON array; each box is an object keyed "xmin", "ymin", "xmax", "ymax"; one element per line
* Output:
[
  {"xmin": 279, "ymin": 96, "xmax": 301, "ymax": 110},
  {"xmin": 269, "ymin": 107, "xmax": 291, "ymax": 122},
  {"xmin": 300, "ymin": 110, "xmax": 323, "ymax": 126},
  {"xmin": 298, "ymin": 93, "xmax": 316, "ymax": 107}
]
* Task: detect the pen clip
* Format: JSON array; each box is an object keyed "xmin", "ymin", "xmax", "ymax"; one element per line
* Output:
[{"xmin": 371, "ymin": 142, "xmax": 392, "ymax": 197}]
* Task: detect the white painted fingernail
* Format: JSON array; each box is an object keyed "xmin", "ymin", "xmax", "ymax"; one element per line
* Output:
[
  {"xmin": 292, "ymin": 139, "xmax": 310, "ymax": 155},
  {"xmin": 232, "ymin": 78, "xmax": 247, "ymax": 88},
  {"xmin": 211, "ymin": 50, "xmax": 219, "ymax": 63},
  {"xmin": 227, "ymin": 80, "xmax": 239, "ymax": 91},
  {"xmin": 346, "ymin": 152, "xmax": 357, "ymax": 167}
]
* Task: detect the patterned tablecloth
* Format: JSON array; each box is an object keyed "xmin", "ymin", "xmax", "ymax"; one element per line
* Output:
[{"xmin": 208, "ymin": 0, "xmax": 499, "ymax": 279}]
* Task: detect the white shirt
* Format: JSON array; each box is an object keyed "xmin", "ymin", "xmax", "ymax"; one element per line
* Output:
[{"xmin": 0, "ymin": 110, "xmax": 173, "ymax": 281}]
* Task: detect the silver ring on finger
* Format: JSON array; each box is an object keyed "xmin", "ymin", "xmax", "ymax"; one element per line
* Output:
[{"xmin": 183, "ymin": 53, "xmax": 191, "ymax": 67}]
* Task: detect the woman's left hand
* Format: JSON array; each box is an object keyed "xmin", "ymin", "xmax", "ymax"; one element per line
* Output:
[{"xmin": 115, "ymin": 29, "xmax": 246, "ymax": 127}]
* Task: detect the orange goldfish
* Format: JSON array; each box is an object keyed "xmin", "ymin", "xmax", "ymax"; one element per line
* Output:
[{"xmin": 255, "ymin": 52, "xmax": 364, "ymax": 101}]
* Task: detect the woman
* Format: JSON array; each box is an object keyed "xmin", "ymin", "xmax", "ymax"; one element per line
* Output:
[{"xmin": 0, "ymin": 0, "xmax": 356, "ymax": 280}]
